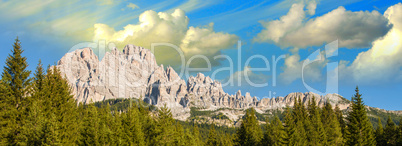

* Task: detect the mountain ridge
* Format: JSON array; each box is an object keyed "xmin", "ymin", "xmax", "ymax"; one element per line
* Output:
[{"xmin": 55, "ymin": 44, "xmax": 401, "ymax": 122}]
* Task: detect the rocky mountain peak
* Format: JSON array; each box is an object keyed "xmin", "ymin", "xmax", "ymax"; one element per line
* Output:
[{"xmin": 57, "ymin": 45, "xmax": 352, "ymax": 120}]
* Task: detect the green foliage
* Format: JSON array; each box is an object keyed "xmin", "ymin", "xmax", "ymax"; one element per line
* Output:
[
  {"xmin": 234, "ymin": 108, "xmax": 263, "ymax": 145},
  {"xmin": 367, "ymin": 107, "xmax": 402, "ymax": 129},
  {"xmin": 307, "ymin": 96, "xmax": 326, "ymax": 145},
  {"xmin": 212, "ymin": 112, "xmax": 231, "ymax": 120},
  {"xmin": 94, "ymin": 98, "xmax": 157, "ymax": 112},
  {"xmin": 346, "ymin": 86, "xmax": 376, "ymax": 146},
  {"xmin": 384, "ymin": 116, "xmax": 398, "ymax": 145},
  {"xmin": 43, "ymin": 66, "xmax": 80, "ymax": 144},
  {"xmin": 190, "ymin": 107, "xmax": 216, "ymax": 117},
  {"xmin": 80, "ymin": 102, "xmax": 100, "ymax": 145},
  {"xmin": 335, "ymin": 104, "xmax": 347, "ymax": 141},
  {"xmin": 263, "ymin": 116, "xmax": 286, "ymax": 146},
  {"xmin": 206, "ymin": 124, "xmax": 218, "ymax": 146},
  {"xmin": 375, "ymin": 118, "xmax": 386, "ymax": 146},
  {"xmin": 324, "ymin": 103, "xmax": 343, "ymax": 145},
  {"xmin": 285, "ymin": 98, "xmax": 308, "ymax": 146},
  {"xmin": 0, "ymin": 37, "xmax": 32, "ymax": 144}
]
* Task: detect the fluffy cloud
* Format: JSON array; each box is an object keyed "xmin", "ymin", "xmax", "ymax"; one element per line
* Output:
[
  {"xmin": 339, "ymin": 3, "xmax": 402, "ymax": 84},
  {"xmin": 278, "ymin": 3, "xmax": 402, "ymax": 85},
  {"xmin": 93, "ymin": 9, "xmax": 238, "ymax": 67},
  {"xmin": 222, "ymin": 66, "xmax": 270, "ymax": 87},
  {"xmin": 279, "ymin": 52, "xmax": 327, "ymax": 85},
  {"xmin": 254, "ymin": 2, "xmax": 391, "ymax": 49}
]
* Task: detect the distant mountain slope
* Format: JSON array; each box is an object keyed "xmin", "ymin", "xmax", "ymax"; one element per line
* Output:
[{"xmin": 56, "ymin": 45, "xmax": 401, "ymax": 123}]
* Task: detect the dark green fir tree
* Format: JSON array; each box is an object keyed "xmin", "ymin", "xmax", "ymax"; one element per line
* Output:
[{"xmin": 346, "ymin": 86, "xmax": 376, "ymax": 146}]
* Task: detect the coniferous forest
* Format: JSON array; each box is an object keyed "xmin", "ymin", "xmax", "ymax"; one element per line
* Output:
[{"xmin": 1, "ymin": 38, "xmax": 402, "ymax": 145}]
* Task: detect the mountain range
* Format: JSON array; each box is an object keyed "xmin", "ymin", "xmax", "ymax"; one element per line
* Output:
[{"xmin": 56, "ymin": 44, "xmax": 401, "ymax": 125}]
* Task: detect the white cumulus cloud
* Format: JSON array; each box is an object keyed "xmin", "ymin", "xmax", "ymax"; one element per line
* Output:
[
  {"xmin": 279, "ymin": 52, "xmax": 328, "ymax": 85},
  {"xmin": 254, "ymin": 2, "xmax": 391, "ymax": 49},
  {"xmin": 93, "ymin": 9, "xmax": 238, "ymax": 67},
  {"xmin": 339, "ymin": 3, "xmax": 402, "ymax": 84}
]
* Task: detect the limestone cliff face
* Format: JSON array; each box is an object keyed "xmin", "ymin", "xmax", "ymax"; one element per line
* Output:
[{"xmin": 57, "ymin": 44, "xmax": 351, "ymax": 120}]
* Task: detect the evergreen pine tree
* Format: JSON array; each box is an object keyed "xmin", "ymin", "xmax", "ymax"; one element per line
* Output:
[
  {"xmin": 322, "ymin": 102, "xmax": 343, "ymax": 145},
  {"xmin": 235, "ymin": 108, "xmax": 263, "ymax": 145},
  {"xmin": 206, "ymin": 124, "xmax": 218, "ymax": 146},
  {"xmin": 32, "ymin": 60, "xmax": 45, "ymax": 99},
  {"xmin": 294, "ymin": 120, "xmax": 308, "ymax": 146},
  {"xmin": 0, "ymin": 37, "xmax": 32, "ymax": 144},
  {"xmin": 20, "ymin": 100, "xmax": 45, "ymax": 145},
  {"xmin": 263, "ymin": 116, "xmax": 286, "ymax": 146},
  {"xmin": 42, "ymin": 113, "xmax": 60, "ymax": 145},
  {"xmin": 112, "ymin": 110, "xmax": 125, "ymax": 145},
  {"xmin": 375, "ymin": 118, "xmax": 386, "ymax": 146},
  {"xmin": 384, "ymin": 116, "xmax": 397, "ymax": 145},
  {"xmin": 42, "ymin": 66, "xmax": 80, "ymax": 144},
  {"xmin": 125, "ymin": 105, "xmax": 145, "ymax": 145},
  {"xmin": 153, "ymin": 104, "xmax": 176, "ymax": 145},
  {"xmin": 293, "ymin": 97, "xmax": 308, "ymax": 145},
  {"xmin": 16, "ymin": 60, "xmax": 48, "ymax": 145},
  {"xmin": 346, "ymin": 86, "xmax": 376, "ymax": 146},
  {"xmin": 284, "ymin": 106, "xmax": 295, "ymax": 145},
  {"xmin": 335, "ymin": 104, "xmax": 347, "ymax": 140},
  {"xmin": 307, "ymin": 97, "xmax": 326, "ymax": 145},
  {"xmin": 137, "ymin": 99, "xmax": 156, "ymax": 144},
  {"xmin": 192, "ymin": 123, "xmax": 203, "ymax": 146},
  {"xmin": 80, "ymin": 102, "xmax": 99, "ymax": 145},
  {"xmin": 98, "ymin": 103, "xmax": 114, "ymax": 145}
]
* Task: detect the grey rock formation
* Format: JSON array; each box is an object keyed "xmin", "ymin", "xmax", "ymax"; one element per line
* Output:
[{"xmin": 57, "ymin": 45, "xmax": 351, "ymax": 120}]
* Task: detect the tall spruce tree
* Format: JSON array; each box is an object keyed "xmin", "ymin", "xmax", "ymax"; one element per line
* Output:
[
  {"xmin": 80, "ymin": 102, "xmax": 100, "ymax": 145},
  {"xmin": 20, "ymin": 100, "xmax": 45, "ymax": 145},
  {"xmin": 263, "ymin": 115, "xmax": 286, "ymax": 146},
  {"xmin": 32, "ymin": 60, "xmax": 45, "ymax": 100},
  {"xmin": 322, "ymin": 102, "xmax": 343, "ymax": 145},
  {"xmin": 285, "ymin": 98, "xmax": 308, "ymax": 146},
  {"xmin": 384, "ymin": 116, "xmax": 397, "ymax": 145},
  {"xmin": 335, "ymin": 104, "xmax": 347, "ymax": 140},
  {"xmin": 137, "ymin": 99, "xmax": 156, "ymax": 145},
  {"xmin": 0, "ymin": 37, "xmax": 32, "ymax": 144},
  {"xmin": 112, "ymin": 110, "xmax": 124, "ymax": 145},
  {"xmin": 307, "ymin": 97, "xmax": 326, "ymax": 145},
  {"xmin": 235, "ymin": 108, "xmax": 263, "ymax": 145},
  {"xmin": 375, "ymin": 118, "xmax": 386, "ymax": 146},
  {"xmin": 346, "ymin": 86, "xmax": 376, "ymax": 146},
  {"xmin": 284, "ymin": 106, "xmax": 295, "ymax": 145},
  {"xmin": 124, "ymin": 105, "xmax": 145, "ymax": 145},
  {"xmin": 98, "ymin": 103, "xmax": 114, "ymax": 145},
  {"xmin": 153, "ymin": 104, "xmax": 176, "ymax": 145},
  {"xmin": 294, "ymin": 97, "xmax": 308, "ymax": 145},
  {"xmin": 42, "ymin": 66, "xmax": 80, "ymax": 144}
]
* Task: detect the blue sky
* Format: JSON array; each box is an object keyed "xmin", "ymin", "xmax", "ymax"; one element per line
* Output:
[{"xmin": 1, "ymin": 0, "xmax": 402, "ymax": 110}]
